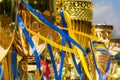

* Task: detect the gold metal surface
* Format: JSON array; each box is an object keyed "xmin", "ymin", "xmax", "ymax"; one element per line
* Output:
[
  {"xmin": 0, "ymin": 17, "xmax": 16, "ymax": 62},
  {"xmin": 92, "ymin": 24, "xmax": 113, "ymax": 44},
  {"xmin": 108, "ymin": 39, "xmax": 120, "ymax": 55},
  {"xmin": 64, "ymin": 0, "xmax": 93, "ymax": 21},
  {"xmin": 55, "ymin": 0, "xmax": 93, "ymax": 23}
]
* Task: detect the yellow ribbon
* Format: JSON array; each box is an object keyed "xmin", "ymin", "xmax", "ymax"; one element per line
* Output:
[
  {"xmin": 26, "ymin": 28, "xmax": 76, "ymax": 53},
  {"xmin": 58, "ymin": 26, "xmax": 98, "ymax": 41}
]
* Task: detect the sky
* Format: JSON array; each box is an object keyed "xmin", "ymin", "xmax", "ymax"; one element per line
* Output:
[{"xmin": 92, "ymin": 0, "xmax": 120, "ymax": 38}]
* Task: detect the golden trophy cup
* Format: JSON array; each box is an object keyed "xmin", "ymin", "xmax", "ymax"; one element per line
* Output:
[
  {"xmin": 55, "ymin": 0, "xmax": 93, "ymax": 49},
  {"xmin": 14, "ymin": 0, "xmax": 55, "ymax": 80},
  {"xmin": 55, "ymin": 0, "xmax": 94, "ymax": 79}
]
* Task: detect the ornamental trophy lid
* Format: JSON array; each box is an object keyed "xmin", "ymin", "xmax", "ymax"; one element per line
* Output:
[{"xmin": 92, "ymin": 24, "xmax": 113, "ymax": 44}]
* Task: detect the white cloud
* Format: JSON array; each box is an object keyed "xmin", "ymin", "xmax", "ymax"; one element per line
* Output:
[{"xmin": 93, "ymin": 1, "xmax": 120, "ymax": 38}]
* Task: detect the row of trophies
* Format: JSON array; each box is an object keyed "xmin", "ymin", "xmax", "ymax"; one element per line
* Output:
[{"xmin": 0, "ymin": 0, "xmax": 120, "ymax": 80}]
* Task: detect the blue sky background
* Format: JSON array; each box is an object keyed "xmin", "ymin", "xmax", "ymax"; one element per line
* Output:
[{"xmin": 92, "ymin": 0, "xmax": 120, "ymax": 38}]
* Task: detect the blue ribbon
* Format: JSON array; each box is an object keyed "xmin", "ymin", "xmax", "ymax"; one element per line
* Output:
[
  {"xmin": 21, "ymin": 0, "xmax": 88, "ymax": 56},
  {"xmin": 59, "ymin": 9, "xmax": 67, "ymax": 80},
  {"xmin": 115, "ymin": 56, "xmax": 120, "ymax": 60},
  {"xmin": 60, "ymin": 9, "xmax": 67, "ymax": 34},
  {"xmin": 89, "ymin": 40, "xmax": 103, "ymax": 80},
  {"xmin": 93, "ymin": 43, "xmax": 108, "ymax": 50},
  {"xmin": 0, "ymin": 63, "xmax": 4, "ymax": 80},
  {"xmin": 96, "ymin": 48, "xmax": 110, "ymax": 54},
  {"xmin": 59, "ymin": 37, "xmax": 66, "ymax": 80},
  {"xmin": 78, "ymin": 62, "xmax": 83, "ymax": 80},
  {"xmin": 17, "ymin": 14, "xmax": 41, "ymax": 72},
  {"xmin": 11, "ymin": 49, "xmax": 17, "ymax": 80},
  {"xmin": 93, "ymin": 43, "xmax": 98, "ymax": 46},
  {"xmin": 47, "ymin": 44, "xmax": 59, "ymax": 80}
]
